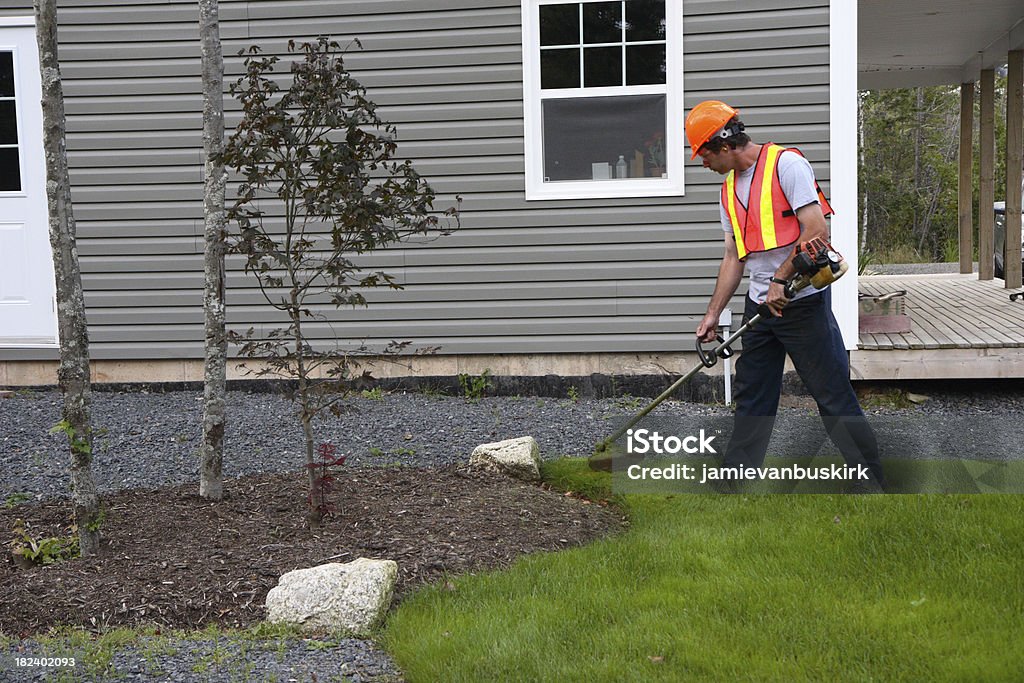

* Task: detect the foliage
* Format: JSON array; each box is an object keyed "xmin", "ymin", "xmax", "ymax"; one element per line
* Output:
[
  {"xmin": 4, "ymin": 493, "xmax": 31, "ymax": 508},
  {"xmin": 360, "ymin": 387, "xmax": 385, "ymax": 401},
  {"xmin": 859, "ymin": 76, "xmax": 1008, "ymax": 263},
  {"xmin": 458, "ymin": 368, "xmax": 493, "ymax": 400},
  {"xmin": 9, "ymin": 519, "xmax": 80, "ymax": 566},
  {"xmin": 566, "ymin": 385, "xmax": 580, "ymax": 403},
  {"xmin": 220, "ymin": 36, "xmax": 458, "ymax": 524},
  {"xmin": 859, "ymin": 87, "xmax": 959, "ymax": 261},
  {"xmin": 857, "ymin": 248, "xmax": 875, "ymax": 275},
  {"xmin": 49, "ymin": 419, "xmax": 91, "ymax": 456},
  {"xmin": 614, "ymin": 394, "xmax": 644, "ymax": 411},
  {"xmin": 305, "ymin": 442, "xmax": 347, "ymax": 520}
]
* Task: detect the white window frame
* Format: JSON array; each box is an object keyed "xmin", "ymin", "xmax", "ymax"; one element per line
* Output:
[{"xmin": 521, "ymin": 0, "xmax": 684, "ymax": 201}]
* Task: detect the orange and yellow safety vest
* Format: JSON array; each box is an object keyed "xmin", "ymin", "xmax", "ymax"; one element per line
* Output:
[{"xmin": 721, "ymin": 144, "xmax": 833, "ymax": 260}]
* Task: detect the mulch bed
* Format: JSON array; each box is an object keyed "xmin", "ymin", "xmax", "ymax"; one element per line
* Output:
[{"xmin": 1, "ymin": 465, "xmax": 624, "ymax": 636}]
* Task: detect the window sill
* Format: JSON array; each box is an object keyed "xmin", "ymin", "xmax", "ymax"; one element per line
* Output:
[{"xmin": 525, "ymin": 176, "xmax": 684, "ymax": 201}]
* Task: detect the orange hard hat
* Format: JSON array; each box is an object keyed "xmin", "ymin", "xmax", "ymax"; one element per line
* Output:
[{"xmin": 685, "ymin": 100, "xmax": 739, "ymax": 159}]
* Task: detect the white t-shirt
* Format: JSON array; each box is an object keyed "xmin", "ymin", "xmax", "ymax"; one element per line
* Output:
[{"xmin": 719, "ymin": 149, "xmax": 823, "ymax": 303}]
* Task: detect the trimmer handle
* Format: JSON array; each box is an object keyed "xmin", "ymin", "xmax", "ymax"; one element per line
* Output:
[{"xmin": 696, "ymin": 334, "xmax": 734, "ymax": 368}]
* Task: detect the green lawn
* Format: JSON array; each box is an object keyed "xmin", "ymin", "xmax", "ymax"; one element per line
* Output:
[{"xmin": 382, "ymin": 459, "xmax": 1024, "ymax": 682}]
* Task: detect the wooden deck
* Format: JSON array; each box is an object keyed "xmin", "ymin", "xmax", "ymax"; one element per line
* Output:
[{"xmin": 850, "ymin": 274, "xmax": 1024, "ymax": 380}]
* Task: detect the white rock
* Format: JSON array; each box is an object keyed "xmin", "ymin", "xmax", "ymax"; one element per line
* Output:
[
  {"xmin": 265, "ymin": 558, "xmax": 397, "ymax": 635},
  {"xmin": 469, "ymin": 436, "xmax": 541, "ymax": 482}
]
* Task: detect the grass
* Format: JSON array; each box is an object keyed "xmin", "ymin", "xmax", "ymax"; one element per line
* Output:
[
  {"xmin": 868, "ymin": 244, "xmax": 928, "ymax": 264},
  {"xmin": 382, "ymin": 458, "xmax": 1024, "ymax": 682}
]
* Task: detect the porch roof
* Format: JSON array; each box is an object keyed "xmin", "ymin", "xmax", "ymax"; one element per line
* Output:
[{"xmin": 859, "ymin": 0, "xmax": 1024, "ymax": 89}]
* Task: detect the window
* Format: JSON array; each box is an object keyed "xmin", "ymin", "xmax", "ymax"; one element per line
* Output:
[
  {"xmin": 0, "ymin": 50, "xmax": 21, "ymax": 192},
  {"xmin": 522, "ymin": 0, "xmax": 683, "ymax": 200}
]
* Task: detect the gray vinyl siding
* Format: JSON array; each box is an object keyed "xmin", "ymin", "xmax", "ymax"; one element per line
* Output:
[{"xmin": 0, "ymin": 0, "xmax": 832, "ymax": 361}]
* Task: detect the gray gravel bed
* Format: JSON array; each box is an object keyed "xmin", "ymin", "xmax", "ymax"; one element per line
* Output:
[
  {"xmin": 3, "ymin": 386, "xmax": 1024, "ymax": 501},
  {"xmin": 0, "ymin": 389, "xmax": 731, "ymax": 501},
  {"xmin": 3, "ymin": 635, "xmax": 400, "ymax": 682}
]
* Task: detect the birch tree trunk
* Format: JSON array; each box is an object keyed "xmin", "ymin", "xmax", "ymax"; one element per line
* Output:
[
  {"xmin": 33, "ymin": 0, "xmax": 101, "ymax": 556},
  {"xmin": 199, "ymin": 0, "xmax": 227, "ymax": 500},
  {"xmin": 858, "ymin": 93, "xmax": 868, "ymax": 254}
]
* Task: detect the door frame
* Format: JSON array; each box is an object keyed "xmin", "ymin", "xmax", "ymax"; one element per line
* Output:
[{"xmin": 0, "ymin": 15, "xmax": 57, "ymax": 349}]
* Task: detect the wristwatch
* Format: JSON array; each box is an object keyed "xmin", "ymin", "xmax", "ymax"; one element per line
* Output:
[{"xmin": 769, "ymin": 277, "xmax": 788, "ymax": 286}]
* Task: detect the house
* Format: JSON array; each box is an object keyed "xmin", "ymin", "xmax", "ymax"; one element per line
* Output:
[{"xmin": 0, "ymin": 1, "xmax": 1021, "ymax": 386}]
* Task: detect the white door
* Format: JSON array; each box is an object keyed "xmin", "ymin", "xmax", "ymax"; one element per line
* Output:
[{"xmin": 0, "ymin": 19, "xmax": 56, "ymax": 347}]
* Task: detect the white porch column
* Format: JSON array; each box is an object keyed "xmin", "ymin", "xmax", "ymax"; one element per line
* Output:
[{"xmin": 829, "ymin": 0, "xmax": 858, "ymax": 349}]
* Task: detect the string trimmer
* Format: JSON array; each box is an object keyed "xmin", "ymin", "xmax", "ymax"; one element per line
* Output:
[{"xmin": 589, "ymin": 237, "xmax": 849, "ymax": 470}]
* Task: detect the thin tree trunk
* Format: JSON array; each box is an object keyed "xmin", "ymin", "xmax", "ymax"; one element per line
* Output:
[
  {"xmin": 914, "ymin": 87, "xmax": 924, "ymax": 240},
  {"xmin": 302, "ymin": 410, "xmax": 323, "ymax": 528},
  {"xmin": 859, "ymin": 94, "xmax": 869, "ymax": 254},
  {"xmin": 293, "ymin": 310, "xmax": 323, "ymax": 528},
  {"xmin": 199, "ymin": 0, "xmax": 227, "ymax": 500},
  {"xmin": 33, "ymin": 0, "xmax": 101, "ymax": 556}
]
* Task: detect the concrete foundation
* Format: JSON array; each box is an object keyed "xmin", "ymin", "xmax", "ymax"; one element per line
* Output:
[{"xmin": 0, "ymin": 352, "xmax": 770, "ymax": 401}]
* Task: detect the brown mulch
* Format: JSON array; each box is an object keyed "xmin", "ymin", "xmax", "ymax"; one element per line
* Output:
[{"xmin": 0, "ymin": 465, "xmax": 624, "ymax": 636}]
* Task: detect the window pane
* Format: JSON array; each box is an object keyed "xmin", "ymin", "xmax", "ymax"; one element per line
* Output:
[
  {"xmin": 584, "ymin": 46, "xmax": 621, "ymax": 87},
  {"xmin": 625, "ymin": 0, "xmax": 665, "ymax": 41},
  {"xmin": 0, "ymin": 52, "xmax": 14, "ymax": 98},
  {"xmin": 0, "ymin": 101, "xmax": 18, "ymax": 145},
  {"xmin": 583, "ymin": 1, "xmax": 621, "ymax": 44},
  {"xmin": 541, "ymin": 49, "xmax": 580, "ymax": 89},
  {"xmin": 542, "ymin": 94, "xmax": 667, "ymax": 181},
  {"xmin": 0, "ymin": 148, "xmax": 20, "ymax": 191},
  {"xmin": 540, "ymin": 3, "xmax": 579, "ymax": 46},
  {"xmin": 626, "ymin": 44, "xmax": 665, "ymax": 85}
]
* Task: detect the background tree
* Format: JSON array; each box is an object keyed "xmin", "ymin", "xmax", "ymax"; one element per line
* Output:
[
  {"xmin": 33, "ymin": 0, "xmax": 101, "ymax": 556},
  {"xmin": 221, "ymin": 37, "xmax": 458, "ymax": 526},
  {"xmin": 198, "ymin": 0, "xmax": 227, "ymax": 500},
  {"xmin": 859, "ymin": 77, "xmax": 1009, "ymax": 263}
]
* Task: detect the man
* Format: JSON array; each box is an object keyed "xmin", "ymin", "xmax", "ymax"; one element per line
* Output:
[{"xmin": 685, "ymin": 100, "xmax": 884, "ymax": 491}]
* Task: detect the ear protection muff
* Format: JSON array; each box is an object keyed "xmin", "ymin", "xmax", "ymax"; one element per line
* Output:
[{"xmin": 715, "ymin": 119, "xmax": 745, "ymax": 141}]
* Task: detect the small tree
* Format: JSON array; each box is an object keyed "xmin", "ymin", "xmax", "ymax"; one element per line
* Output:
[
  {"xmin": 34, "ymin": 0, "xmax": 101, "ymax": 555},
  {"xmin": 221, "ymin": 37, "xmax": 457, "ymax": 526},
  {"xmin": 198, "ymin": 0, "xmax": 228, "ymax": 501}
]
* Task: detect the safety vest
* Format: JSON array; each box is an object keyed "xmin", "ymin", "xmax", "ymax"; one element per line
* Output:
[{"xmin": 721, "ymin": 144, "xmax": 833, "ymax": 261}]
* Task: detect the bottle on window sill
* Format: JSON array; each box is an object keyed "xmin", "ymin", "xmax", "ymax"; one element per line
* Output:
[{"xmin": 616, "ymin": 155, "xmax": 627, "ymax": 179}]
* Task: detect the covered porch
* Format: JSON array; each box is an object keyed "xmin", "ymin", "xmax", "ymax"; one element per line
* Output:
[
  {"xmin": 859, "ymin": 0, "xmax": 1024, "ymax": 289},
  {"xmin": 852, "ymin": 273, "xmax": 1024, "ymax": 379},
  {"xmin": 849, "ymin": 2, "xmax": 1024, "ymax": 379}
]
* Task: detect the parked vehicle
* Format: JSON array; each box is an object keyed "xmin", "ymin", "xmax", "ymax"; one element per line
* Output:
[{"xmin": 994, "ymin": 183, "xmax": 1024, "ymax": 280}]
